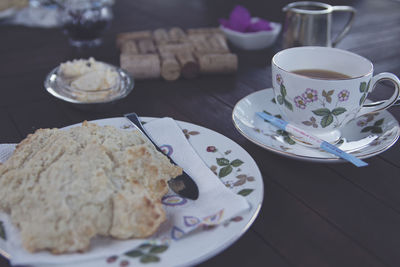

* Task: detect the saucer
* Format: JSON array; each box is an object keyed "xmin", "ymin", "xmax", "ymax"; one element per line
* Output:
[{"xmin": 232, "ymin": 88, "xmax": 400, "ymax": 162}]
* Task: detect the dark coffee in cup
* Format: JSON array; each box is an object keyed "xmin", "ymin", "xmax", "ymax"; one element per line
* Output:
[{"xmin": 292, "ymin": 69, "xmax": 351, "ymax": 79}]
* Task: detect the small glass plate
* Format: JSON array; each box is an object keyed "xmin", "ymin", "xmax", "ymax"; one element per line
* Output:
[{"xmin": 44, "ymin": 62, "xmax": 134, "ymax": 105}]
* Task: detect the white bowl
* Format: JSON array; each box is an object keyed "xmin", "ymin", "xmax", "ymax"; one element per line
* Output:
[{"xmin": 220, "ymin": 18, "xmax": 281, "ymax": 50}]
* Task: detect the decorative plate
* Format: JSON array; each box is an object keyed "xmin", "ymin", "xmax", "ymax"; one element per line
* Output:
[{"xmin": 0, "ymin": 117, "xmax": 263, "ymax": 267}]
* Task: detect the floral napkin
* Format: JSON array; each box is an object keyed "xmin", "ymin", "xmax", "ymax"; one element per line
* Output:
[{"xmin": 0, "ymin": 117, "xmax": 250, "ymax": 266}]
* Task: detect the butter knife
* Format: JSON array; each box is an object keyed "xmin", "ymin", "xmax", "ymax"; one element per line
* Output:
[{"xmin": 124, "ymin": 113, "xmax": 199, "ymax": 200}]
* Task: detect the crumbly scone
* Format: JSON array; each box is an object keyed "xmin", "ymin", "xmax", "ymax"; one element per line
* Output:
[
  {"xmin": 0, "ymin": 0, "xmax": 28, "ymax": 11},
  {"xmin": 0, "ymin": 122, "xmax": 182, "ymax": 254}
]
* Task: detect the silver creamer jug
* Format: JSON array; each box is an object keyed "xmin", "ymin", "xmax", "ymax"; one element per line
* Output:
[{"xmin": 282, "ymin": 1, "xmax": 356, "ymax": 48}]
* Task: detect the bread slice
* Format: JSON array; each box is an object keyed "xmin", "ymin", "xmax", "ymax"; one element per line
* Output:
[{"xmin": 0, "ymin": 122, "xmax": 182, "ymax": 253}]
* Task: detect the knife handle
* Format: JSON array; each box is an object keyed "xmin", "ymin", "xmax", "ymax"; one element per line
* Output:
[{"xmin": 125, "ymin": 113, "xmax": 178, "ymax": 165}]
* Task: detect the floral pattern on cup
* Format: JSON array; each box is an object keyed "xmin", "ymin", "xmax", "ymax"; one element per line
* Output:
[
  {"xmin": 311, "ymin": 106, "xmax": 347, "ymax": 128},
  {"xmin": 274, "ymin": 80, "xmax": 373, "ymax": 129},
  {"xmin": 322, "ymin": 90, "xmax": 334, "ymax": 103},
  {"xmin": 294, "ymin": 96, "xmax": 306, "ymax": 109},
  {"xmin": 275, "ymin": 75, "xmax": 293, "ymax": 111},
  {"xmin": 0, "ymin": 221, "xmax": 5, "ymax": 240},
  {"xmin": 274, "ymin": 71, "xmax": 374, "ymax": 132},
  {"xmin": 302, "ymin": 88, "xmax": 318, "ymax": 103},
  {"xmin": 289, "ymin": 87, "xmax": 349, "ymax": 128},
  {"xmin": 338, "ymin": 90, "xmax": 350, "ymax": 101},
  {"xmin": 295, "ymin": 88, "xmax": 349, "ymax": 109},
  {"xmin": 276, "ymin": 74, "xmax": 283, "ymax": 85},
  {"xmin": 359, "ymin": 80, "xmax": 371, "ymax": 105}
]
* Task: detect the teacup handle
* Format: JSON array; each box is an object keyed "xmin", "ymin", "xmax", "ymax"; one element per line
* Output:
[
  {"xmin": 332, "ymin": 6, "xmax": 356, "ymax": 47},
  {"xmin": 357, "ymin": 72, "xmax": 400, "ymax": 117}
]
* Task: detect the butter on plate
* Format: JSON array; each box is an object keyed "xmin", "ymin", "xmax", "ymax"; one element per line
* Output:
[{"xmin": 59, "ymin": 57, "xmax": 119, "ymax": 92}]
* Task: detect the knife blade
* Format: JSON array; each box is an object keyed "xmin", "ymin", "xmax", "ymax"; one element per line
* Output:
[{"xmin": 124, "ymin": 113, "xmax": 199, "ymax": 200}]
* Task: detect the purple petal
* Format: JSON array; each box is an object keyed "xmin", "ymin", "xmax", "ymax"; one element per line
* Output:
[
  {"xmin": 246, "ymin": 19, "xmax": 273, "ymax": 32},
  {"xmin": 228, "ymin": 5, "xmax": 251, "ymax": 32}
]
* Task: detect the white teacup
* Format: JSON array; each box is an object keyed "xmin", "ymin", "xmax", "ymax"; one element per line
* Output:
[{"xmin": 271, "ymin": 46, "xmax": 400, "ymax": 143}]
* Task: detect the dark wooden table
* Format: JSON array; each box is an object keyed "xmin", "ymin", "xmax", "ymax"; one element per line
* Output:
[{"xmin": 1, "ymin": 0, "xmax": 400, "ymax": 266}]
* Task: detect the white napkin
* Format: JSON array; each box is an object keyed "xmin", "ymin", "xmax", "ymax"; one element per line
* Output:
[
  {"xmin": 0, "ymin": 118, "xmax": 250, "ymax": 266},
  {"xmin": 9, "ymin": 6, "xmax": 61, "ymax": 28}
]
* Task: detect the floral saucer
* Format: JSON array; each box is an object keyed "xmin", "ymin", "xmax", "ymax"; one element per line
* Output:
[{"xmin": 232, "ymin": 89, "xmax": 400, "ymax": 162}]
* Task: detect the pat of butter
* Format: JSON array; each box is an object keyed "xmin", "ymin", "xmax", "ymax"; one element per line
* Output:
[
  {"xmin": 71, "ymin": 71, "xmax": 106, "ymax": 91},
  {"xmin": 60, "ymin": 57, "xmax": 98, "ymax": 78},
  {"xmin": 60, "ymin": 57, "xmax": 119, "ymax": 92}
]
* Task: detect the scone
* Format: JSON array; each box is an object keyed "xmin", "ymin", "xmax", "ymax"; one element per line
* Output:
[{"xmin": 0, "ymin": 122, "xmax": 182, "ymax": 254}]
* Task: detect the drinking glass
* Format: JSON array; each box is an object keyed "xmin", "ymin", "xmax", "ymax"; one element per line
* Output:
[{"xmin": 59, "ymin": 0, "xmax": 113, "ymax": 47}]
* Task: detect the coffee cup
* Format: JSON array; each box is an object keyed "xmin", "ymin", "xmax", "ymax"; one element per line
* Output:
[{"xmin": 271, "ymin": 46, "xmax": 400, "ymax": 143}]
